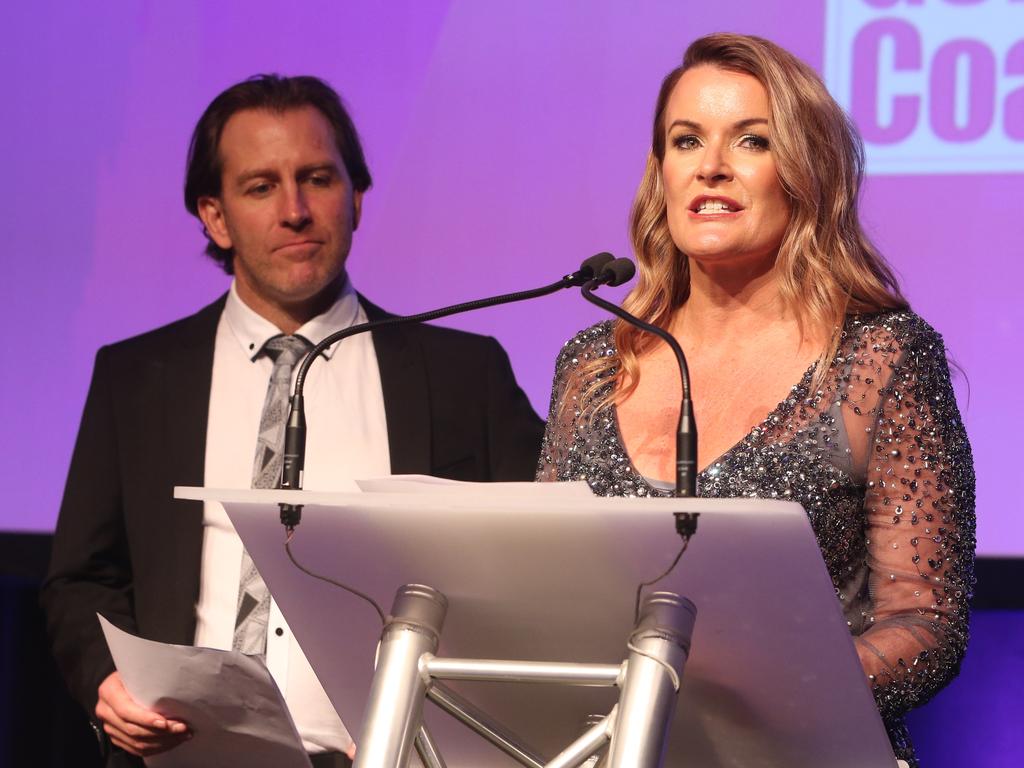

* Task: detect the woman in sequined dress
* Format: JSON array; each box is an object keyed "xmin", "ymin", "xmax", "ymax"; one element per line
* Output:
[{"xmin": 536, "ymin": 34, "xmax": 975, "ymax": 765}]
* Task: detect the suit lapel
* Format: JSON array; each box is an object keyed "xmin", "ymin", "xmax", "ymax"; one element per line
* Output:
[
  {"xmin": 153, "ymin": 297, "xmax": 223, "ymax": 641},
  {"xmin": 362, "ymin": 297, "xmax": 432, "ymax": 475}
]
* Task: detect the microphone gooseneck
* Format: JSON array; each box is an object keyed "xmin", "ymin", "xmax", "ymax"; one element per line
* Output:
[
  {"xmin": 581, "ymin": 258, "xmax": 698, "ymax": 499},
  {"xmin": 278, "ymin": 253, "xmax": 617, "ymax": 530}
]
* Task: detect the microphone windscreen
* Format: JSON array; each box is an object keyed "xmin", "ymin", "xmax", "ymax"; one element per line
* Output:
[
  {"xmin": 602, "ymin": 258, "xmax": 636, "ymax": 286},
  {"xmin": 579, "ymin": 252, "xmax": 615, "ymax": 279}
]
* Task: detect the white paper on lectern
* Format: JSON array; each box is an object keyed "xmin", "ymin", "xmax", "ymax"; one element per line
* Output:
[
  {"xmin": 98, "ymin": 616, "xmax": 311, "ymax": 768},
  {"xmin": 355, "ymin": 474, "xmax": 593, "ymax": 498}
]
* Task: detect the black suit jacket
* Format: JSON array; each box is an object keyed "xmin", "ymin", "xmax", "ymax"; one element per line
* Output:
[{"xmin": 41, "ymin": 294, "xmax": 543, "ymax": 722}]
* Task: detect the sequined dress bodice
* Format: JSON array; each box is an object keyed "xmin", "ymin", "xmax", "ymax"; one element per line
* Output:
[{"xmin": 536, "ymin": 311, "xmax": 976, "ymax": 764}]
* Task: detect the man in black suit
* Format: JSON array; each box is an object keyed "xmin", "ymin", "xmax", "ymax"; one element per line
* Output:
[{"xmin": 41, "ymin": 75, "xmax": 543, "ymax": 766}]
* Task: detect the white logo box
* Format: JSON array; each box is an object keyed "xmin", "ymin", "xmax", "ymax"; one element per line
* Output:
[{"xmin": 824, "ymin": 0, "xmax": 1024, "ymax": 174}]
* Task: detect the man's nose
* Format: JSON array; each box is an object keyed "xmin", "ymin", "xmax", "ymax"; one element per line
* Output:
[{"xmin": 280, "ymin": 184, "xmax": 311, "ymax": 228}]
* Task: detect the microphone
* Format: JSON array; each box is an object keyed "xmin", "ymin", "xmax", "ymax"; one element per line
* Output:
[
  {"xmin": 277, "ymin": 253, "xmax": 617, "ymax": 530},
  {"xmin": 581, "ymin": 257, "xmax": 699, "ymax": 500},
  {"xmin": 595, "ymin": 257, "xmax": 636, "ymax": 287},
  {"xmin": 571, "ymin": 252, "xmax": 616, "ymax": 285}
]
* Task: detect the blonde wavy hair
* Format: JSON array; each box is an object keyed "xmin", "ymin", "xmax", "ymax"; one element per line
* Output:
[{"xmin": 578, "ymin": 33, "xmax": 907, "ymax": 415}]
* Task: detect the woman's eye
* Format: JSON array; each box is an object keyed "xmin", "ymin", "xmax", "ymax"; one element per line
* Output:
[
  {"xmin": 739, "ymin": 134, "xmax": 770, "ymax": 150},
  {"xmin": 672, "ymin": 134, "xmax": 701, "ymax": 150}
]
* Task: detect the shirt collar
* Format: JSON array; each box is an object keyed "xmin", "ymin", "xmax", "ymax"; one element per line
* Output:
[{"xmin": 223, "ymin": 277, "xmax": 362, "ymax": 362}]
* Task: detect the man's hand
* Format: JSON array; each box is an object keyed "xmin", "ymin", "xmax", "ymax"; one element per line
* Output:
[{"xmin": 96, "ymin": 671, "xmax": 191, "ymax": 757}]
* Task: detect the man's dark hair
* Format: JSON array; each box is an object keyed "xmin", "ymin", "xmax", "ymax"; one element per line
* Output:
[{"xmin": 184, "ymin": 74, "xmax": 373, "ymax": 274}]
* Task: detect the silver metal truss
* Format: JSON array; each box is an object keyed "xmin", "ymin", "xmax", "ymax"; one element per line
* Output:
[
  {"xmin": 607, "ymin": 593, "xmax": 695, "ymax": 767},
  {"xmin": 355, "ymin": 584, "xmax": 448, "ymax": 768},
  {"xmin": 354, "ymin": 587, "xmax": 695, "ymax": 768},
  {"xmin": 426, "ymin": 681, "xmax": 546, "ymax": 768},
  {"xmin": 423, "ymin": 657, "xmax": 623, "ymax": 686},
  {"xmin": 545, "ymin": 708, "xmax": 616, "ymax": 768},
  {"xmin": 413, "ymin": 721, "xmax": 447, "ymax": 768}
]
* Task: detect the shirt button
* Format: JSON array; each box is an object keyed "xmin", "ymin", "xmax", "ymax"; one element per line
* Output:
[{"xmin": 275, "ymin": 627, "xmax": 284, "ymax": 637}]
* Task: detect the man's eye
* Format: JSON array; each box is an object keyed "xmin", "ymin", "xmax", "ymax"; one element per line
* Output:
[
  {"xmin": 247, "ymin": 183, "xmax": 272, "ymax": 196},
  {"xmin": 308, "ymin": 175, "xmax": 332, "ymax": 187}
]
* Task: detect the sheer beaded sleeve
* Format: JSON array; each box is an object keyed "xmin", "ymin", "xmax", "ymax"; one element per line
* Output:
[
  {"xmin": 845, "ymin": 317, "xmax": 976, "ymax": 718},
  {"xmin": 536, "ymin": 349, "xmax": 570, "ymax": 483},
  {"xmin": 536, "ymin": 322, "xmax": 614, "ymax": 483}
]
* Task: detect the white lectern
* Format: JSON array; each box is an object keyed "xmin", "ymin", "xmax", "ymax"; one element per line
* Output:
[{"xmin": 176, "ymin": 483, "xmax": 897, "ymax": 767}]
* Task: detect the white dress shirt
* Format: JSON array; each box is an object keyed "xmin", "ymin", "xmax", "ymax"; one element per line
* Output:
[{"xmin": 195, "ymin": 279, "xmax": 390, "ymax": 753}]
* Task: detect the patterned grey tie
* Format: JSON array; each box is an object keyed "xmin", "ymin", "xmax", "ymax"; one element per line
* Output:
[{"xmin": 234, "ymin": 334, "xmax": 312, "ymax": 655}]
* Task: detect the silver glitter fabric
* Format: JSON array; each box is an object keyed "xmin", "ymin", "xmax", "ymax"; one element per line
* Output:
[{"xmin": 536, "ymin": 311, "xmax": 976, "ymax": 765}]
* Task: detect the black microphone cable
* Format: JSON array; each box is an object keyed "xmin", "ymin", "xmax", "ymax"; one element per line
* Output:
[{"xmin": 580, "ymin": 257, "xmax": 700, "ymax": 622}]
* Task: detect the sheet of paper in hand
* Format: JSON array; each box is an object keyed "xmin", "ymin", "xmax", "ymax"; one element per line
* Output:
[{"xmin": 98, "ymin": 615, "xmax": 312, "ymax": 768}]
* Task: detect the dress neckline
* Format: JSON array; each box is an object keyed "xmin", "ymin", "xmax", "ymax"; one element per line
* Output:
[{"xmin": 610, "ymin": 360, "xmax": 819, "ymax": 488}]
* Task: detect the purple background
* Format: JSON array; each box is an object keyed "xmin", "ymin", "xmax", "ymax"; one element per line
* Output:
[{"xmin": 3, "ymin": 0, "xmax": 1020, "ymax": 561}]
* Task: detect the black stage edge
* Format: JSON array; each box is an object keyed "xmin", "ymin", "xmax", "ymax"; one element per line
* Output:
[
  {"xmin": 2, "ymin": 531, "xmax": 1021, "ymax": 768},
  {"xmin": 1, "ymin": 532, "xmax": 103, "ymax": 768},
  {"xmin": 971, "ymin": 557, "xmax": 1024, "ymax": 609},
  {"xmin": 1, "ymin": 531, "xmax": 53, "ymax": 581}
]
